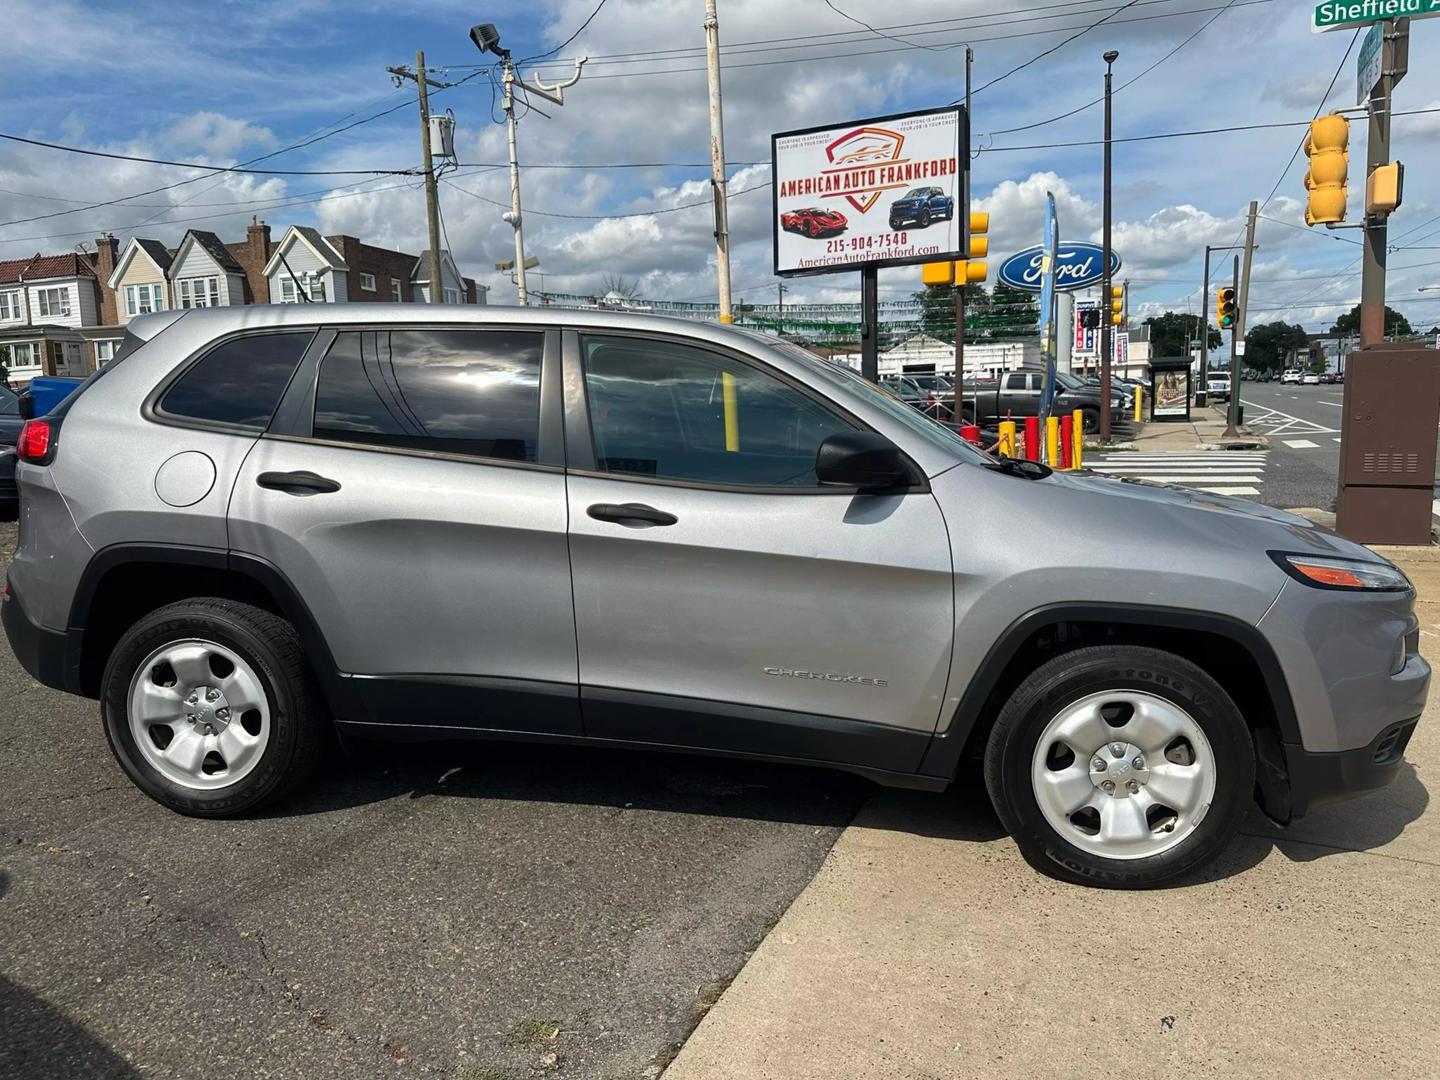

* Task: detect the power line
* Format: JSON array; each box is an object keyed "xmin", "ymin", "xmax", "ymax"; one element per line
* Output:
[
  {"xmin": 971, "ymin": 0, "xmax": 1142, "ymax": 95},
  {"xmin": 519, "ymin": 0, "xmax": 612, "ymax": 64},
  {"xmin": 0, "ymin": 132, "xmax": 416, "ymax": 177},
  {"xmin": 821, "ymin": 0, "xmax": 967, "ymax": 53},
  {"xmin": 440, "ymin": 176, "xmax": 769, "ymax": 220}
]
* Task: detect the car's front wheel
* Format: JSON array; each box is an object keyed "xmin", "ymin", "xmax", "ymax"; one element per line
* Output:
[
  {"xmin": 984, "ymin": 645, "xmax": 1254, "ymax": 888},
  {"xmin": 917, "ymin": 209, "xmax": 931, "ymax": 228},
  {"xmin": 101, "ymin": 598, "xmax": 327, "ymax": 817}
]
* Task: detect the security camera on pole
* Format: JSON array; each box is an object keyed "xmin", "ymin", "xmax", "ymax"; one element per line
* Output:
[{"xmin": 470, "ymin": 24, "xmax": 588, "ymax": 306}]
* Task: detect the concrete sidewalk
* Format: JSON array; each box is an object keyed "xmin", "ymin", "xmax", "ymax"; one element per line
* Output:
[
  {"xmin": 665, "ymin": 546, "xmax": 1440, "ymax": 1080},
  {"xmin": 1102, "ymin": 401, "xmax": 1266, "ymax": 453}
]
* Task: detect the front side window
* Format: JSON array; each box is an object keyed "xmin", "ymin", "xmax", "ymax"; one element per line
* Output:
[
  {"xmin": 160, "ymin": 331, "xmax": 313, "ymax": 427},
  {"xmin": 312, "ymin": 329, "xmax": 542, "ymax": 463},
  {"xmin": 178, "ymin": 277, "xmax": 220, "ymax": 309},
  {"xmin": 35, "ymin": 287, "xmax": 71, "ymax": 318},
  {"xmin": 581, "ymin": 335, "xmax": 856, "ymax": 488},
  {"xmin": 0, "ymin": 291, "xmax": 20, "ymax": 320}
]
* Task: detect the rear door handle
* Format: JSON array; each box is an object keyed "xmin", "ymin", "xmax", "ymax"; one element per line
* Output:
[
  {"xmin": 256, "ymin": 470, "xmax": 341, "ymax": 495},
  {"xmin": 586, "ymin": 502, "xmax": 677, "ymax": 527}
]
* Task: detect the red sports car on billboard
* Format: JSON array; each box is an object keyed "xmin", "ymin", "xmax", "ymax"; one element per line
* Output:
[{"xmin": 780, "ymin": 206, "xmax": 847, "ymax": 238}]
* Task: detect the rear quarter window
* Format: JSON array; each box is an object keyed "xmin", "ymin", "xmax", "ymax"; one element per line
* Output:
[{"xmin": 159, "ymin": 331, "xmax": 314, "ymax": 429}]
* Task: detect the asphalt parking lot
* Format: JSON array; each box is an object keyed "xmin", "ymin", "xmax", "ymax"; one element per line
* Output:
[{"xmin": 0, "ymin": 521, "xmax": 869, "ymax": 1080}]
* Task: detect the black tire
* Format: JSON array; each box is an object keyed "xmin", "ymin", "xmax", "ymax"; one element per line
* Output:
[
  {"xmin": 101, "ymin": 598, "xmax": 327, "ymax": 817},
  {"xmin": 983, "ymin": 645, "xmax": 1254, "ymax": 888},
  {"xmin": 1079, "ymin": 408, "xmax": 1100, "ymax": 434},
  {"xmin": 889, "ymin": 217, "xmax": 903, "ymax": 230},
  {"xmin": 917, "ymin": 209, "xmax": 931, "ymax": 228}
]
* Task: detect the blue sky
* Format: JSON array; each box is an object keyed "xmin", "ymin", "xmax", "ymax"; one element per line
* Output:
[{"xmin": 2, "ymin": 0, "xmax": 1439, "ymax": 332}]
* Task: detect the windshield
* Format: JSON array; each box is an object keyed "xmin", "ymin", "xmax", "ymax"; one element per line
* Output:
[
  {"xmin": 759, "ymin": 336, "xmax": 990, "ymax": 465},
  {"xmin": 1209, "ymin": 371, "xmax": 1230, "ymax": 382},
  {"xmin": 1053, "ymin": 370, "xmax": 1084, "ymax": 390},
  {"xmin": 901, "ymin": 188, "xmax": 928, "ymax": 199}
]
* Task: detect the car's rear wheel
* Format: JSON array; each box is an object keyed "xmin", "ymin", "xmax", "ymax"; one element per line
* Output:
[
  {"xmin": 984, "ymin": 645, "xmax": 1254, "ymax": 888},
  {"xmin": 1079, "ymin": 407, "xmax": 1100, "ymax": 434},
  {"xmin": 101, "ymin": 598, "xmax": 326, "ymax": 817}
]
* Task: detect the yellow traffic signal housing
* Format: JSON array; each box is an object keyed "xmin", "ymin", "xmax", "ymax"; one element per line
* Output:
[
  {"xmin": 1216, "ymin": 287, "xmax": 1237, "ymax": 329},
  {"xmin": 965, "ymin": 211, "xmax": 989, "ymax": 278},
  {"xmin": 1108, "ymin": 284, "xmax": 1124, "ymax": 326},
  {"xmin": 921, "ymin": 261, "xmax": 955, "ymax": 287},
  {"xmin": 1303, "ymin": 113, "xmax": 1348, "ymax": 226},
  {"xmin": 1366, "ymin": 161, "xmax": 1404, "ymax": 215},
  {"xmin": 960, "ymin": 259, "xmax": 987, "ymax": 283}
]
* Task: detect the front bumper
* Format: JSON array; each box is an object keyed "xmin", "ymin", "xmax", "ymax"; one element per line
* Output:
[{"xmin": 1260, "ymin": 717, "xmax": 1419, "ymax": 821}]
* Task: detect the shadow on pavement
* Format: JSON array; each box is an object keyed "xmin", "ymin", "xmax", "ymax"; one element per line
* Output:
[
  {"xmin": 0, "ymin": 872, "xmax": 140, "ymax": 1080},
  {"xmin": 270, "ymin": 736, "xmax": 999, "ymax": 841}
]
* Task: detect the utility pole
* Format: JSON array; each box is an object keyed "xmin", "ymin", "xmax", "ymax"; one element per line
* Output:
[
  {"xmin": 1360, "ymin": 17, "xmax": 1403, "ymax": 346},
  {"xmin": 389, "ymin": 52, "xmax": 447, "ymax": 304},
  {"xmin": 776, "ymin": 282, "xmax": 786, "ymax": 334},
  {"xmin": 1226, "ymin": 199, "xmax": 1258, "ymax": 437},
  {"xmin": 1099, "ymin": 50, "xmax": 1118, "ymax": 443},
  {"xmin": 501, "ymin": 57, "xmax": 528, "ymax": 305},
  {"xmin": 704, "ymin": 0, "xmax": 733, "ymax": 323}
]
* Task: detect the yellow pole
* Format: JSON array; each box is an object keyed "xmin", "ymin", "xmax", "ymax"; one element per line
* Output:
[
  {"xmin": 1071, "ymin": 409, "xmax": 1084, "ymax": 469},
  {"xmin": 998, "ymin": 420, "xmax": 1016, "ymax": 458},
  {"xmin": 1046, "ymin": 415, "xmax": 1060, "ymax": 466},
  {"xmin": 1133, "ymin": 385, "xmax": 1143, "ymax": 423},
  {"xmin": 722, "ymin": 372, "xmax": 739, "ymax": 450}
]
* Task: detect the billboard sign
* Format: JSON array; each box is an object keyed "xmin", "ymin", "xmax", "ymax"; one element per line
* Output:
[
  {"xmin": 997, "ymin": 242, "xmax": 1120, "ymax": 292},
  {"xmin": 772, "ymin": 106, "xmax": 964, "ymax": 277}
]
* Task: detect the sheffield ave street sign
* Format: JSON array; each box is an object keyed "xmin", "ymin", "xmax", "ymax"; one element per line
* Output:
[{"xmin": 1313, "ymin": 0, "xmax": 1440, "ymax": 32}]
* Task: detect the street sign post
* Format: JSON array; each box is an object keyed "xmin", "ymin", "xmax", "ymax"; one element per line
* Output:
[{"xmin": 1313, "ymin": 0, "xmax": 1438, "ymax": 32}]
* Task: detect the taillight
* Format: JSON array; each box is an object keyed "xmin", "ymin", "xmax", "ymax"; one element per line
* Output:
[{"xmin": 17, "ymin": 420, "xmax": 53, "ymax": 464}]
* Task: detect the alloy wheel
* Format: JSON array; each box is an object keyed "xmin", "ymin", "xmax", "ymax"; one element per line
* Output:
[{"xmin": 1029, "ymin": 689, "xmax": 1216, "ymax": 860}]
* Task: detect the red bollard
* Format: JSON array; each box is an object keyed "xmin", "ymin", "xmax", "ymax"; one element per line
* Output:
[
  {"xmin": 959, "ymin": 424, "xmax": 981, "ymax": 446},
  {"xmin": 1060, "ymin": 414, "xmax": 1074, "ymax": 469},
  {"xmin": 1024, "ymin": 416, "xmax": 1040, "ymax": 462}
]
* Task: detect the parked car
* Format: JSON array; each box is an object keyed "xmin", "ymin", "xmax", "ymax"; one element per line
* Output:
[
  {"xmin": 0, "ymin": 385, "xmax": 21, "ymax": 518},
  {"xmin": 780, "ymin": 206, "xmax": 848, "ymax": 238},
  {"xmin": 1206, "ymin": 370, "xmax": 1231, "ymax": 403},
  {"xmin": 1302, "ymin": 372, "xmax": 1321, "ymax": 385},
  {"xmin": 880, "ymin": 374, "xmax": 955, "ymax": 422},
  {"xmin": 888, "ymin": 186, "xmax": 953, "ymax": 230},
  {"xmin": 1280, "ymin": 370, "xmax": 1302, "ymax": 385},
  {"xmin": 2, "ymin": 306, "xmax": 1427, "ymax": 889},
  {"xmin": 963, "ymin": 369, "xmax": 1128, "ymax": 433}
]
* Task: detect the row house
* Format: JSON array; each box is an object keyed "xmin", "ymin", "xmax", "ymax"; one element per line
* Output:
[{"xmin": 0, "ymin": 222, "xmax": 487, "ymax": 384}]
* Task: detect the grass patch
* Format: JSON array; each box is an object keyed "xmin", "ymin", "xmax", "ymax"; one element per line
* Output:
[{"xmin": 510, "ymin": 1017, "xmax": 561, "ymax": 1048}]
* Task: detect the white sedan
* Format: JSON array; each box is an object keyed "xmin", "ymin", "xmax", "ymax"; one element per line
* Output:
[{"xmin": 1302, "ymin": 372, "xmax": 1321, "ymax": 385}]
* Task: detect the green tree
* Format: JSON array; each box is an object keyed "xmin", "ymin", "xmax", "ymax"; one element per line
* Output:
[
  {"xmin": 984, "ymin": 283, "xmax": 1039, "ymax": 340},
  {"xmin": 1144, "ymin": 311, "xmax": 1221, "ymax": 358},
  {"xmin": 1329, "ymin": 304, "xmax": 1412, "ymax": 337},
  {"xmin": 910, "ymin": 285, "xmax": 957, "ymax": 339},
  {"xmin": 1243, "ymin": 321, "xmax": 1311, "ymax": 374}
]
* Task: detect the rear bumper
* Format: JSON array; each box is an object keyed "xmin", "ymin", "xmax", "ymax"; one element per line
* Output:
[{"xmin": 2, "ymin": 576, "xmax": 74, "ymax": 692}]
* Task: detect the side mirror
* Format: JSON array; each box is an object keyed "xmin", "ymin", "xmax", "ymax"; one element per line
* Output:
[
  {"xmin": 16, "ymin": 391, "xmax": 34, "ymax": 420},
  {"xmin": 816, "ymin": 431, "xmax": 911, "ymax": 491}
]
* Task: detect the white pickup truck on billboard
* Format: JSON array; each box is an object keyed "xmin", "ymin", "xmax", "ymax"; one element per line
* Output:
[{"xmin": 771, "ymin": 106, "xmax": 964, "ymax": 277}]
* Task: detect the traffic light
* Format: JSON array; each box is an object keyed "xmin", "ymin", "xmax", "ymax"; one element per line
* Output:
[
  {"xmin": 1366, "ymin": 161, "xmax": 1403, "ymax": 215},
  {"xmin": 1080, "ymin": 307, "xmax": 1101, "ymax": 330},
  {"xmin": 1216, "ymin": 286, "xmax": 1236, "ymax": 330},
  {"xmin": 1303, "ymin": 113, "xmax": 1348, "ymax": 226},
  {"xmin": 1108, "ymin": 284, "xmax": 1124, "ymax": 326},
  {"xmin": 919, "ymin": 213, "xmax": 991, "ymax": 286}
]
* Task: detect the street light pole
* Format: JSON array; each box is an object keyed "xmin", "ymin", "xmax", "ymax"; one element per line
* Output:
[{"xmin": 1099, "ymin": 50, "xmax": 1118, "ymax": 443}]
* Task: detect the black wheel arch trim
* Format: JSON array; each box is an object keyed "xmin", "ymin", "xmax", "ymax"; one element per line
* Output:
[
  {"xmin": 917, "ymin": 601, "xmax": 1301, "ymax": 779},
  {"xmin": 65, "ymin": 542, "xmax": 361, "ymax": 719}
]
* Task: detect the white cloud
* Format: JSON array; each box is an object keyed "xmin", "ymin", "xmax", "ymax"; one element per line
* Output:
[{"xmin": 162, "ymin": 113, "xmax": 277, "ymax": 158}]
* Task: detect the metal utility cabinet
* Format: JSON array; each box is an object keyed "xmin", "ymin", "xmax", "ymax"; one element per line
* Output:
[{"xmin": 1335, "ymin": 344, "xmax": 1440, "ymax": 545}]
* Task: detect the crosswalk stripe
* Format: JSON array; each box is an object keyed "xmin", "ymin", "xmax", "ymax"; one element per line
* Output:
[
  {"xmin": 1090, "ymin": 465, "xmax": 1263, "ymax": 473},
  {"xmin": 1197, "ymin": 486, "xmax": 1261, "ymax": 495},
  {"xmin": 1110, "ymin": 475, "xmax": 1264, "ymax": 484},
  {"xmin": 1082, "ymin": 449, "xmax": 1269, "ymax": 500}
]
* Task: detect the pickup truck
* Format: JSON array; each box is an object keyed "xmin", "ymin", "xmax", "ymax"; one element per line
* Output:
[{"xmin": 957, "ymin": 369, "xmax": 1129, "ymax": 433}]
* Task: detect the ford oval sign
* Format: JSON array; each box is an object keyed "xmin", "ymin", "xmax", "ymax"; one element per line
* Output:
[{"xmin": 997, "ymin": 242, "xmax": 1120, "ymax": 292}]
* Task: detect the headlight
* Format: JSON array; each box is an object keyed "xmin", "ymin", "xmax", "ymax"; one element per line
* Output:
[{"xmin": 1270, "ymin": 553, "xmax": 1411, "ymax": 592}]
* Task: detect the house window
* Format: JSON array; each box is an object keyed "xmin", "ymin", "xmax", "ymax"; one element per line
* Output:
[
  {"xmin": 359, "ymin": 273, "xmax": 376, "ymax": 292},
  {"xmin": 278, "ymin": 276, "xmax": 325, "ymax": 304},
  {"xmin": 443, "ymin": 287, "xmax": 460, "ymax": 305},
  {"xmin": 124, "ymin": 283, "xmax": 166, "ymax": 317},
  {"xmin": 0, "ymin": 342, "xmax": 37, "ymax": 369},
  {"xmin": 0, "ymin": 291, "xmax": 20, "ymax": 320},
  {"xmin": 391, "ymin": 278, "xmax": 403, "ymax": 302},
  {"xmin": 94, "ymin": 339, "xmax": 122, "ymax": 365},
  {"xmin": 35, "ymin": 287, "xmax": 72, "ymax": 319},
  {"xmin": 178, "ymin": 277, "xmax": 221, "ymax": 308}
]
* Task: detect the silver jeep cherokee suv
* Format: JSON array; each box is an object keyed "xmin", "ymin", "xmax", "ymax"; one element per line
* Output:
[{"xmin": 2, "ymin": 306, "xmax": 1428, "ymax": 887}]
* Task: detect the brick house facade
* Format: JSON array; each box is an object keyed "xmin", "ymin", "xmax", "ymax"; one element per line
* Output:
[
  {"xmin": 224, "ymin": 220, "xmax": 274, "ymax": 305},
  {"xmin": 325, "ymin": 235, "xmax": 417, "ymax": 302}
]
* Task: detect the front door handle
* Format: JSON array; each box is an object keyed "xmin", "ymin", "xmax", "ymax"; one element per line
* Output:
[
  {"xmin": 256, "ymin": 470, "xmax": 342, "ymax": 495},
  {"xmin": 587, "ymin": 502, "xmax": 677, "ymax": 527}
]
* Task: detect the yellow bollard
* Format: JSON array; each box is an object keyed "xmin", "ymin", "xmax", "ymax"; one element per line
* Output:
[
  {"xmin": 1072, "ymin": 409, "xmax": 1084, "ymax": 469},
  {"xmin": 1046, "ymin": 415, "xmax": 1060, "ymax": 466},
  {"xmin": 1133, "ymin": 385, "xmax": 1144, "ymax": 423},
  {"xmin": 998, "ymin": 420, "xmax": 1017, "ymax": 458},
  {"xmin": 722, "ymin": 372, "xmax": 740, "ymax": 451}
]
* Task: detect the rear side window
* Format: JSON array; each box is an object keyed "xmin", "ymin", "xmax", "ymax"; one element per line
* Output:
[
  {"xmin": 160, "ymin": 331, "xmax": 313, "ymax": 428},
  {"xmin": 311, "ymin": 329, "xmax": 542, "ymax": 463}
]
